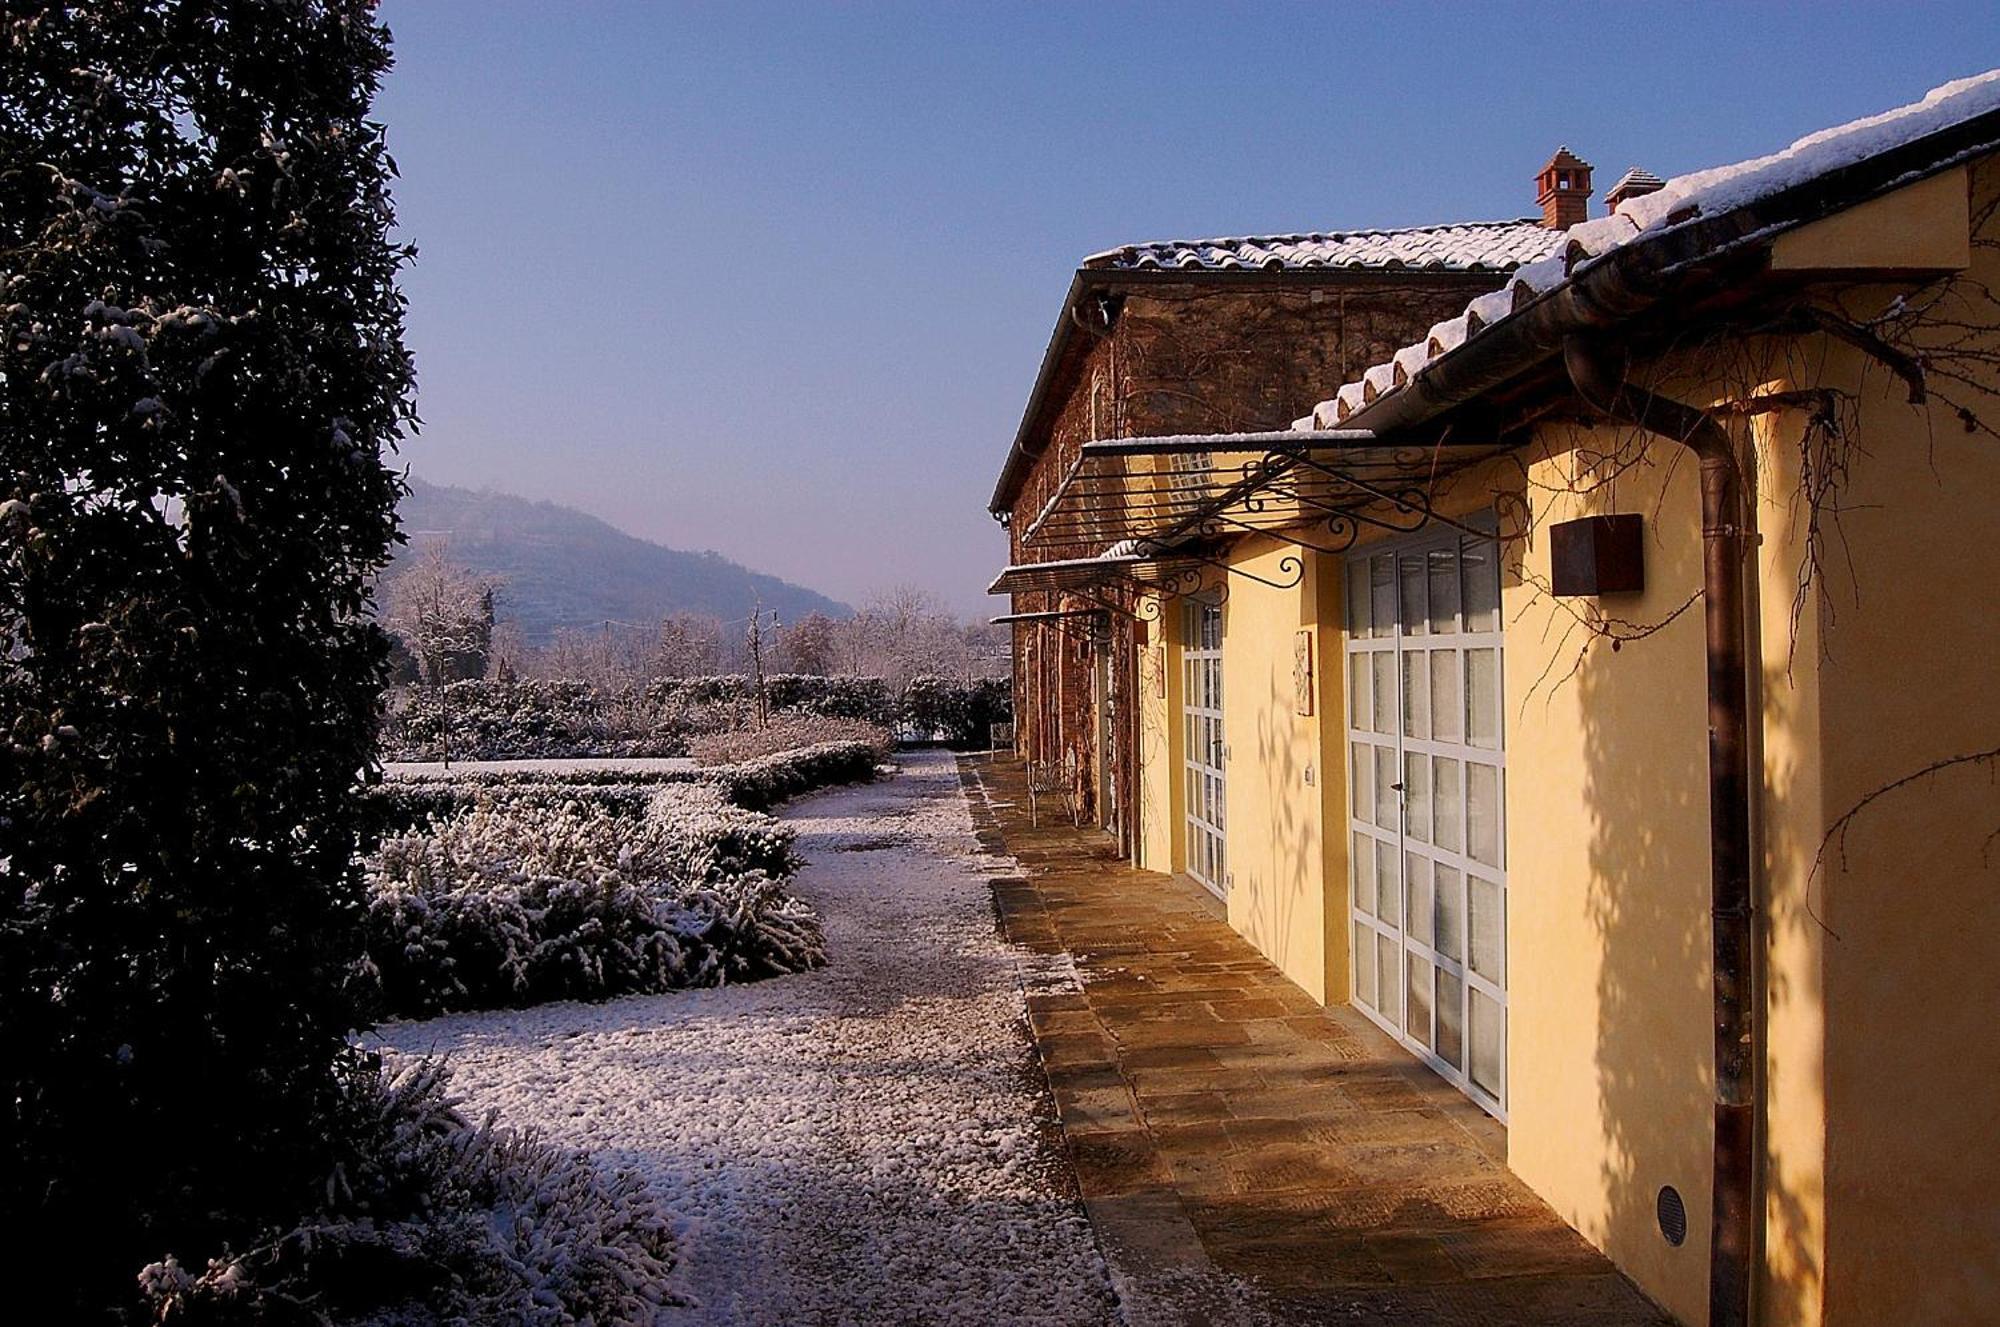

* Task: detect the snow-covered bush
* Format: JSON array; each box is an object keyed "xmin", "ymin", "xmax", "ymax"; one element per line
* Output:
[
  {"xmin": 356, "ymin": 738, "xmax": 880, "ymax": 1017},
  {"xmin": 709, "ymin": 740, "xmax": 884, "ymax": 811},
  {"xmin": 138, "ymin": 1059, "xmax": 675, "ymax": 1326},
  {"xmin": 359, "ymin": 785, "xmax": 820, "ymax": 1017},
  {"xmin": 647, "ymin": 781, "xmax": 803, "ymax": 881},
  {"xmin": 365, "ymin": 779, "xmax": 798, "ymax": 876},
  {"xmin": 689, "ymin": 712, "xmax": 893, "ymax": 766}
]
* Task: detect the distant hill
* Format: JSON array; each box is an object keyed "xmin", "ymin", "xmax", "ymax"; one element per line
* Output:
[{"xmin": 393, "ymin": 477, "xmax": 851, "ymax": 644}]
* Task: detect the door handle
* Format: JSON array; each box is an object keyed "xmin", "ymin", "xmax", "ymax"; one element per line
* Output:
[{"xmin": 1390, "ymin": 782, "xmax": 1406, "ymax": 792}]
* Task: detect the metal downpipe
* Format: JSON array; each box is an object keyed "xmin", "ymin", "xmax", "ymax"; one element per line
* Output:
[{"xmin": 1562, "ymin": 336, "xmax": 1758, "ymax": 1327}]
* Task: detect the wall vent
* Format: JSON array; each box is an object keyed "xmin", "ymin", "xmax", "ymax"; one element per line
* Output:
[{"xmin": 1657, "ymin": 1185, "xmax": 1688, "ymax": 1246}]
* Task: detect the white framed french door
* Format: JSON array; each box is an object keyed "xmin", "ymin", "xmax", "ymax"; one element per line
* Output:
[
  {"xmin": 1181, "ymin": 600, "xmax": 1226, "ymax": 898},
  {"xmin": 1345, "ymin": 527, "xmax": 1508, "ymax": 1116}
]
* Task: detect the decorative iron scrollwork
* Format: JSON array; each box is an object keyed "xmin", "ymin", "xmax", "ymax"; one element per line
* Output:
[{"xmin": 1178, "ymin": 547, "xmax": 1305, "ymax": 592}]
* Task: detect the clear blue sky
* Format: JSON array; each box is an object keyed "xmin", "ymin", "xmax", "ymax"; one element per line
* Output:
[{"xmin": 372, "ymin": 2, "xmax": 1997, "ymax": 617}]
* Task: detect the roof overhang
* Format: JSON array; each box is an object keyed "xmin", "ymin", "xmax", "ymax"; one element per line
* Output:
[
  {"xmin": 986, "ymin": 546, "xmax": 1206, "ymax": 598},
  {"xmin": 1335, "ymin": 104, "xmax": 2000, "ymax": 446},
  {"xmin": 989, "ymin": 608, "xmax": 1106, "ymax": 625},
  {"xmin": 1016, "ymin": 429, "xmax": 1512, "ymax": 553},
  {"xmin": 986, "ymin": 266, "xmax": 1522, "ymax": 517}
]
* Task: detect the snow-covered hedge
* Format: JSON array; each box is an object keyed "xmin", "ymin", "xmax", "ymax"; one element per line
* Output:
[
  {"xmin": 689, "ymin": 712, "xmax": 893, "ymax": 766},
  {"xmin": 357, "ymin": 738, "xmax": 880, "ymax": 1018},
  {"xmin": 383, "ymin": 675, "xmax": 899, "ymax": 761},
  {"xmin": 903, "ymin": 675, "xmax": 1013, "ymax": 749},
  {"xmin": 705, "ymin": 740, "xmax": 883, "ymax": 811},
  {"xmin": 387, "ymin": 678, "xmax": 688, "ymax": 761},
  {"xmin": 365, "ymin": 780, "xmax": 796, "ymax": 878},
  {"xmin": 359, "ymin": 786, "xmax": 818, "ymax": 1018},
  {"xmin": 139, "ymin": 1059, "xmax": 674, "ymax": 1325},
  {"xmin": 644, "ymin": 673, "xmax": 894, "ymax": 721}
]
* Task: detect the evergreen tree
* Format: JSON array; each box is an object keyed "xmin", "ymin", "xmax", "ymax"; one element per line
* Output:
[{"xmin": 0, "ymin": 2, "xmax": 413, "ymax": 1310}]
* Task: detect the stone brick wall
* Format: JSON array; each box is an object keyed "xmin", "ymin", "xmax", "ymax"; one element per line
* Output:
[{"xmin": 1004, "ymin": 273, "xmax": 1510, "ymax": 839}]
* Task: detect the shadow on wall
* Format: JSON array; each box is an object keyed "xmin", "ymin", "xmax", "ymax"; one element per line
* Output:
[
  {"xmin": 1571, "ymin": 449, "xmax": 1827, "ymax": 1325},
  {"xmin": 1245, "ymin": 638, "xmax": 1309, "ymax": 996},
  {"xmin": 1751, "ymin": 649, "xmax": 1824, "ymax": 1327},
  {"xmin": 1571, "ymin": 498, "xmax": 1717, "ymax": 1319},
  {"xmin": 1236, "ymin": 565, "xmax": 1321, "ymax": 1001}
]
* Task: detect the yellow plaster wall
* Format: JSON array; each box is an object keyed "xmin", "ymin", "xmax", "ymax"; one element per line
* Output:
[
  {"xmin": 1497, "ymin": 432, "xmax": 1718, "ymax": 1326},
  {"xmin": 1805, "ymin": 165, "xmax": 2000, "ymax": 1321},
  {"xmin": 1769, "ymin": 165, "xmax": 1969, "ymax": 273},
  {"xmin": 1105, "ymin": 160, "xmax": 1996, "ymax": 1327},
  {"xmin": 1748, "ymin": 404, "xmax": 1831, "ymax": 1327},
  {"xmin": 1219, "ymin": 536, "xmax": 1334, "ymax": 1003},
  {"xmin": 1465, "ymin": 163, "xmax": 1995, "ymax": 1324},
  {"xmin": 1135, "ymin": 606, "xmax": 1179, "ymax": 875},
  {"xmin": 1313, "ymin": 552, "xmax": 1354, "ymax": 1005}
]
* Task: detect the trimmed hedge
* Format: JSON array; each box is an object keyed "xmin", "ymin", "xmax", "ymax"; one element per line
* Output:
[
  {"xmin": 644, "ymin": 674, "xmax": 894, "ymax": 721},
  {"xmin": 706, "ymin": 741, "xmax": 884, "ymax": 811},
  {"xmin": 382, "ymin": 674, "xmax": 1009, "ymax": 761},
  {"xmin": 358, "ymin": 741, "xmax": 881, "ymax": 1018},
  {"xmin": 903, "ymin": 675, "xmax": 1013, "ymax": 749},
  {"xmin": 387, "ymin": 679, "xmax": 683, "ymax": 761}
]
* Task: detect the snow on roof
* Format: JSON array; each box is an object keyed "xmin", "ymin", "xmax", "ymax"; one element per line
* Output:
[
  {"xmin": 1084, "ymin": 218, "xmax": 1562, "ymax": 273},
  {"xmin": 1606, "ymin": 165, "xmax": 1666, "ymax": 196},
  {"xmin": 1304, "ymin": 68, "xmax": 2000, "ymax": 429}
]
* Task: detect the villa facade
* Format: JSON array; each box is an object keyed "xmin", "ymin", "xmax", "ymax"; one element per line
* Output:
[{"xmin": 990, "ymin": 77, "xmax": 2000, "ymax": 1325}]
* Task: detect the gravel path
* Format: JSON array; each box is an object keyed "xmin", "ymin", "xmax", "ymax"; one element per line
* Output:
[{"xmin": 375, "ymin": 751, "xmax": 1118, "ymax": 1327}]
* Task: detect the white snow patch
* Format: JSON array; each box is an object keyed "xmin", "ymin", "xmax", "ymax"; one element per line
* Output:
[
  {"xmin": 1618, "ymin": 68, "xmax": 2000, "ymax": 230},
  {"xmin": 373, "ymin": 752, "xmax": 1118, "ymax": 1327}
]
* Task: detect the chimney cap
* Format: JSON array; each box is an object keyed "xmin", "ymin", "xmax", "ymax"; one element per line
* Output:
[
  {"xmin": 1541, "ymin": 146, "xmax": 1593, "ymax": 173},
  {"xmin": 1605, "ymin": 166, "xmax": 1667, "ymax": 209}
]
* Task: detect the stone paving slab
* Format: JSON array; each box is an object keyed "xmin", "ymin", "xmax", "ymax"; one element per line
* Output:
[{"xmin": 961, "ymin": 754, "xmax": 1670, "ymax": 1327}]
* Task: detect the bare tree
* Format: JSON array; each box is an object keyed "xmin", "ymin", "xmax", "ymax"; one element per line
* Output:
[
  {"xmin": 746, "ymin": 599, "xmax": 778, "ymax": 728},
  {"xmin": 653, "ymin": 612, "xmax": 725, "ymax": 678},
  {"xmin": 779, "ymin": 611, "xmax": 838, "ymax": 675},
  {"xmin": 487, "ymin": 618, "xmax": 527, "ymax": 682},
  {"xmin": 384, "ymin": 542, "xmax": 495, "ymax": 765}
]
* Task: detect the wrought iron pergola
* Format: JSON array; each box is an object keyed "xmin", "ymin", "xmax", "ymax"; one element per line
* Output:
[
  {"xmin": 991, "ymin": 427, "xmax": 1505, "ymax": 605},
  {"xmin": 1020, "ymin": 430, "xmax": 1507, "ymax": 556}
]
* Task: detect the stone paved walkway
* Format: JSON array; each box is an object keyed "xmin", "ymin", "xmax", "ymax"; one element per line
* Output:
[{"xmin": 961, "ymin": 755, "xmax": 1670, "ymax": 1327}]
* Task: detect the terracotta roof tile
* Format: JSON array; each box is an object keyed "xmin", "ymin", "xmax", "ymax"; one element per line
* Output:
[{"xmin": 1083, "ymin": 218, "xmax": 1562, "ymax": 274}]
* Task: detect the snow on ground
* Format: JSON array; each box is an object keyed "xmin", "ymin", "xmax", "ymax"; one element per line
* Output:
[
  {"xmin": 383, "ymin": 755, "xmax": 697, "ymax": 779},
  {"xmin": 373, "ymin": 750, "xmax": 1119, "ymax": 1327}
]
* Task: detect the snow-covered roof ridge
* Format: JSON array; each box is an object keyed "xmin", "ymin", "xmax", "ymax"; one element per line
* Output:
[
  {"xmin": 1304, "ymin": 68, "xmax": 2000, "ymax": 429},
  {"xmin": 1084, "ymin": 218, "xmax": 1563, "ymax": 273}
]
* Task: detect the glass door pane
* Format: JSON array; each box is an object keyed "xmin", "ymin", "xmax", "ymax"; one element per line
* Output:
[
  {"xmin": 1183, "ymin": 603, "xmax": 1226, "ymax": 899},
  {"xmin": 1346, "ymin": 527, "xmax": 1507, "ymax": 1118}
]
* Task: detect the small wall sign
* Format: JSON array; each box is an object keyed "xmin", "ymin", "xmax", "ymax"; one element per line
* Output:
[{"xmin": 1293, "ymin": 630, "xmax": 1315, "ymax": 715}]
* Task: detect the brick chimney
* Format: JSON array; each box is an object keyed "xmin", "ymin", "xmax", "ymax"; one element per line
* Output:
[
  {"xmin": 1536, "ymin": 147, "xmax": 1592, "ymax": 230},
  {"xmin": 1605, "ymin": 166, "xmax": 1666, "ymax": 212}
]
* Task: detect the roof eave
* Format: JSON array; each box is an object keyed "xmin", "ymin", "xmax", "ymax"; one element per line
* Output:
[
  {"xmin": 986, "ymin": 267, "xmax": 1539, "ymax": 517},
  {"xmin": 1342, "ymin": 105, "xmax": 2000, "ymax": 440}
]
